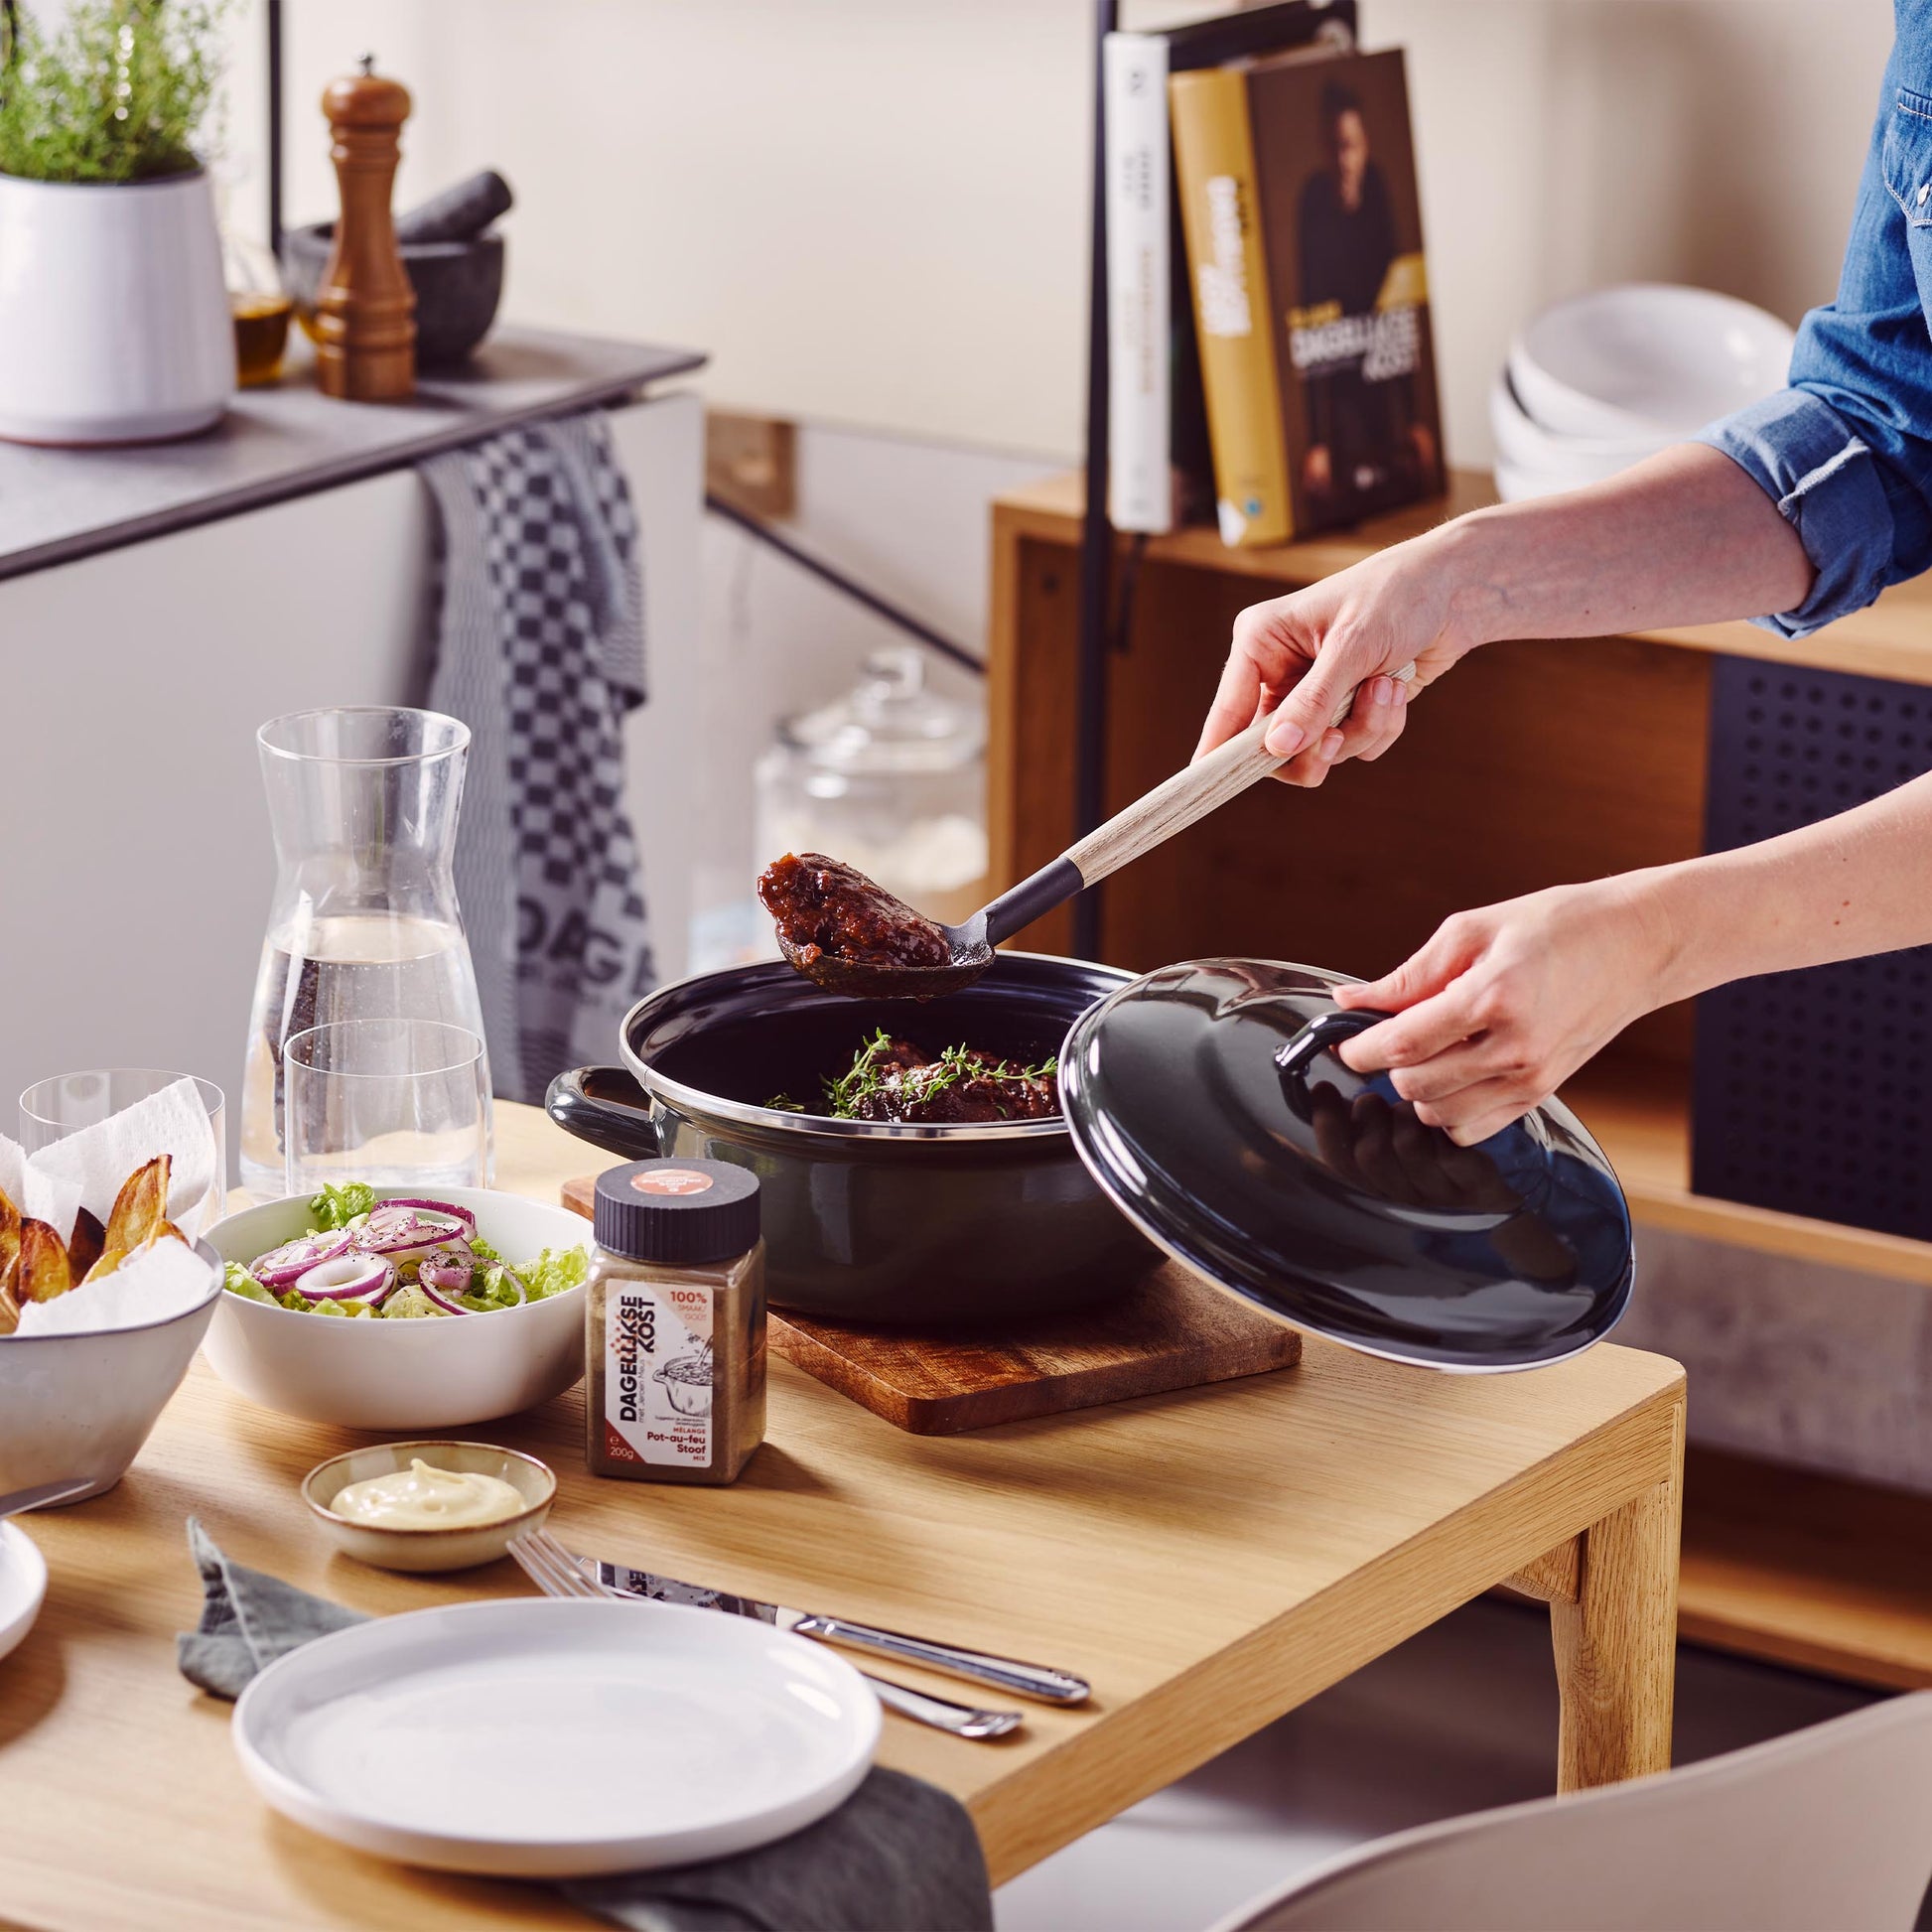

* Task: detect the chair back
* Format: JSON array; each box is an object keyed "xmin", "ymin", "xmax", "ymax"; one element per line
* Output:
[{"xmin": 1210, "ymin": 1695, "xmax": 1932, "ymax": 1932}]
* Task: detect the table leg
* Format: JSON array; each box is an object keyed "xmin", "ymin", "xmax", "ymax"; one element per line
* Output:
[{"xmin": 1549, "ymin": 1403, "xmax": 1687, "ymax": 1791}]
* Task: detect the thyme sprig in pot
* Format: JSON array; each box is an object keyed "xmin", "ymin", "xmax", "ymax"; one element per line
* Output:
[
  {"xmin": 771, "ymin": 1029, "xmax": 1060, "ymax": 1123},
  {"xmin": 0, "ymin": 0, "xmax": 227, "ymax": 185}
]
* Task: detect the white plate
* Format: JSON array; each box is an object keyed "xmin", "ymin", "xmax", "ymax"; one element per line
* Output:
[
  {"xmin": 0, "ymin": 1523, "xmax": 50, "ymax": 1664},
  {"xmin": 232, "ymin": 1597, "xmax": 881, "ymax": 1877},
  {"xmin": 1509, "ymin": 283, "xmax": 1794, "ymax": 441}
]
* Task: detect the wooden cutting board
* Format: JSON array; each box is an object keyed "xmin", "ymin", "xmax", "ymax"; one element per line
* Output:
[{"xmin": 561, "ymin": 1174, "xmax": 1300, "ymax": 1434}]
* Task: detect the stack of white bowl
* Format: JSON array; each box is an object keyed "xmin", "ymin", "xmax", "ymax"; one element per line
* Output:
[{"xmin": 1491, "ymin": 284, "xmax": 1795, "ymax": 502}]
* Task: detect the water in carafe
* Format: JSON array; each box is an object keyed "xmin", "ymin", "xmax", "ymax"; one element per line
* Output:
[{"xmin": 240, "ymin": 710, "xmax": 492, "ymax": 1197}]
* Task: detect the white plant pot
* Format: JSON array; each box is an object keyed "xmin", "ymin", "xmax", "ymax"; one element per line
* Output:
[{"xmin": 0, "ymin": 168, "xmax": 235, "ymax": 445}]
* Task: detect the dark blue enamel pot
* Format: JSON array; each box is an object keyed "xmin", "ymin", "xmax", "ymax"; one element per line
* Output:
[{"xmin": 547, "ymin": 953, "xmax": 1156, "ymax": 1326}]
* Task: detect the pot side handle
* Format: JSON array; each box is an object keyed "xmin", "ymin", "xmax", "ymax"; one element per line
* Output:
[{"xmin": 544, "ymin": 1067, "xmax": 662, "ymax": 1161}]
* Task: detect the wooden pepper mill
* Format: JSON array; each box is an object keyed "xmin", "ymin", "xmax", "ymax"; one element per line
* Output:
[{"xmin": 315, "ymin": 55, "xmax": 416, "ymax": 401}]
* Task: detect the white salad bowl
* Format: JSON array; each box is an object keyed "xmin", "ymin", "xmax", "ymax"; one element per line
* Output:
[
  {"xmin": 1508, "ymin": 283, "xmax": 1795, "ymax": 441},
  {"xmin": 204, "ymin": 1188, "xmax": 591, "ymax": 1431},
  {"xmin": 0, "ymin": 1240, "xmax": 222, "ymax": 1500}
]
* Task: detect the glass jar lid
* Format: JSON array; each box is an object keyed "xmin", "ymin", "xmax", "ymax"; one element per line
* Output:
[
  {"xmin": 777, "ymin": 646, "xmax": 985, "ymax": 776},
  {"xmin": 1059, "ymin": 959, "xmax": 1634, "ymax": 1370}
]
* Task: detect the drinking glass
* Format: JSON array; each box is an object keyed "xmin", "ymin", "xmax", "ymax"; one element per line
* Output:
[
  {"xmin": 283, "ymin": 1021, "xmax": 489, "ymax": 1197},
  {"xmin": 241, "ymin": 707, "xmax": 491, "ymax": 1198},
  {"xmin": 19, "ymin": 1069, "xmax": 227, "ymax": 1225}
]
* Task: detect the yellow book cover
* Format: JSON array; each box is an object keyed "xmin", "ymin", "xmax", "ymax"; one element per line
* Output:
[{"xmin": 1169, "ymin": 67, "xmax": 1292, "ymax": 547}]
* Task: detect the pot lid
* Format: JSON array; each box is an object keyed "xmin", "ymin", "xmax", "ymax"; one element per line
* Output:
[{"xmin": 1059, "ymin": 960, "xmax": 1632, "ymax": 1370}]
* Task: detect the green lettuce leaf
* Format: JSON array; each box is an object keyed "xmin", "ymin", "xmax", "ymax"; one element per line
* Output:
[
  {"xmin": 223, "ymin": 1262, "xmax": 273, "ymax": 1304},
  {"xmin": 379, "ymin": 1285, "xmax": 446, "ymax": 1320},
  {"xmin": 309, "ymin": 1181, "xmax": 377, "ymax": 1231},
  {"xmin": 514, "ymin": 1245, "xmax": 589, "ymax": 1303}
]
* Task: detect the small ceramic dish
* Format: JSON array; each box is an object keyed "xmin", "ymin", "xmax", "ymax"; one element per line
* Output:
[{"xmin": 302, "ymin": 1441, "xmax": 556, "ymax": 1574}]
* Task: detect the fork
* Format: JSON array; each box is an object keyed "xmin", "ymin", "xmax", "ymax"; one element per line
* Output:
[{"xmin": 509, "ymin": 1528, "xmax": 1023, "ymax": 1740}]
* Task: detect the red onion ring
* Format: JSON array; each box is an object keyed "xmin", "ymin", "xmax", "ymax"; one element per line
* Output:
[
  {"xmin": 251, "ymin": 1228, "xmax": 352, "ymax": 1288},
  {"xmin": 416, "ymin": 1272, "xmax": 476, "ymax": 1315},
  {"xmin": 418, "ymin": 1249, "xmax": 475, "ymax": 1296},
  {"xmin": 381, "ymin": 1196, "xmax": 478, "ymax": 1235},
  {"xmin": 353, "ymin": 1205, "xmax": 468, "ymax": 1262},
  {"xmin": 295, "ymin": 1253, "xmax": 398, "ymax": 1305}
]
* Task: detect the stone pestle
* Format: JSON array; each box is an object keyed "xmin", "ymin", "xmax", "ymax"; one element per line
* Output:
[{"xmin": 394, "ymin": 170, "xmax": 514, "ymax": 246}]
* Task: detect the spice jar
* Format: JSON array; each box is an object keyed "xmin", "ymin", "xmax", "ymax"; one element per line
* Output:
[{"xmin": 585, "ymin": 1159, "xmax": 765, "ymax": 1485}]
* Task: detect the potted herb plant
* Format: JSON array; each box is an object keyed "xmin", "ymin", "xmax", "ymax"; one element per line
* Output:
[{"xmin": 0, "ymin": 0, "xmax": 233, "ymax": 444}]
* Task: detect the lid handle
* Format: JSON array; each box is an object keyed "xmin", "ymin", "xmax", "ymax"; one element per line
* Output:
[{"xmin": 1276, "ymin": 1007, "xmax": 1392, "ymax": 1080}]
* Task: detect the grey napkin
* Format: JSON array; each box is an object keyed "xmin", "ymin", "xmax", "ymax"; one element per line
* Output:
[{"xmin": 177, "ymin": 1521, "xmax": 993, "ymax": 1932}]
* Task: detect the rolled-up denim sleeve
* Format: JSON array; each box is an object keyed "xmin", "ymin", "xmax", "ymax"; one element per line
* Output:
[{"xmin": 1696, "ymin": 43, "xmax": 1932, "ymax": 638}]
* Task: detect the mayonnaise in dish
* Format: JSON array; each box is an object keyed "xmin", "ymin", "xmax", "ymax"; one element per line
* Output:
[{"xmin": 331, "ymin": 1458, "xmax": 527, "ymax": 1530}]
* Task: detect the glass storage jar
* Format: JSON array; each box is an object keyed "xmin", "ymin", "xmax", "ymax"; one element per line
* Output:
[{"xmin": 754, "ymin": 646, "xmax": 987, "ymax": 929}]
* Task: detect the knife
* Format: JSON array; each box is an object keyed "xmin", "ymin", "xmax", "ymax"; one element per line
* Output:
[{"xmin": 587, "ymin": 1558, "xmax": 1091, "ymax": 1705}]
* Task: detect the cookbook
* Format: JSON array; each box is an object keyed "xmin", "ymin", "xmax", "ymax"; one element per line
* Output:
[{"xmin": 1172, "ymin": 46, "xmax": 1445, "ymax": 543}]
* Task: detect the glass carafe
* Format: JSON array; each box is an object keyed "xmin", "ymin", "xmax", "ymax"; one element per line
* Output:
[{"xmin": 239, "ymin": 708, "xmax": 493, "ymax": 1197}]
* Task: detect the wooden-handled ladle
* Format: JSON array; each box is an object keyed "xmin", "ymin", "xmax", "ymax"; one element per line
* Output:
[{"xmin": 782, "ymin": 663, "xmax": 1418, "ymax": 999}]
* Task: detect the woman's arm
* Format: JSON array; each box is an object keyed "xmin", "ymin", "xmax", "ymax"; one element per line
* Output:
[
  {"xmin": 1332, "ymin": 765, "xmax": 1932, "ymax": 1142},
  {"xmin": 1194, "ymin": 444, "xmax": 1814, "ymax": 784}
]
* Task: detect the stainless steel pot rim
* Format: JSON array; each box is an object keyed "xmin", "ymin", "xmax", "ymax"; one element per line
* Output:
[{"xmin": 616, "ymin": 950, "xmax": 1126, "ymax": 1145}]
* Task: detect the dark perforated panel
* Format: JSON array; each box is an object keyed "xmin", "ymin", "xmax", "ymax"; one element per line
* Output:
[{"xmin": 1692, "ymin": 656, "xmax": 1932, "ymax": 1240}]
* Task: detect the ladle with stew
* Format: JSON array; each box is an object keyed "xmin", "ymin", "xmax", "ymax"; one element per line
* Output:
[{"xmin": 759, "ymin": 664, "xmax": 1417, "ymax": 999}]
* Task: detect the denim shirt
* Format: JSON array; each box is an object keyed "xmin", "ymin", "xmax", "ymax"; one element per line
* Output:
[{"xmin": 1698, "ymin": 0, "xmax": 1932, "ymax": 637}]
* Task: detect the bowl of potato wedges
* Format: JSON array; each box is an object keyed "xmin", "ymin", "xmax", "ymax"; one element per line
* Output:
[{"xmin": 0, "ymin": 1155, "xmax": 221, "ymax": 1501}]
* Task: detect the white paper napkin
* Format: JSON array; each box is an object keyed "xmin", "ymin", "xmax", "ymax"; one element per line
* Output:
[
  {"xmin": 14, "ymin": 1234, "xmax": 213, "ymax": 1337},
  {"xmin": 25, "ymin": 1077, "xmax": 217, "ymax": 1240},
  {"xmin": 0, "ymin": 1133, "xmax": 83, "ymax": 1242}
]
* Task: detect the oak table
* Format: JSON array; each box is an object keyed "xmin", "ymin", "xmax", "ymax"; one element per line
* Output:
[{"xmin": 0, "ymin": 1104, "xmax": 1686, "ymax": 1930}]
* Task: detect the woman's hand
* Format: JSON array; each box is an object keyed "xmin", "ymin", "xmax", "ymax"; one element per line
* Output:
[
  {"xmin": 1330, "ymin": 875, "xmax": 1682, "ymax": 1143},
  {"xmin": 1192, "ymin": 530, "xmax": 1479, "ymax": 785}
]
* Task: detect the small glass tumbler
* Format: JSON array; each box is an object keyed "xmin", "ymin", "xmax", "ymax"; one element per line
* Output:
[
  {"xmin": 283, "ymin": 1021, "xmax": 489, "ymax": 1197},
  {"xmin": 18, "ymin": 1069, "xmax": 228, "ymax": 1226}
]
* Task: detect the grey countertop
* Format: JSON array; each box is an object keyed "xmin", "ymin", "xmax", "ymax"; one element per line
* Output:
[{"xmin": 0, "ymin": 325, "xmax": 706, "ymax": 583}]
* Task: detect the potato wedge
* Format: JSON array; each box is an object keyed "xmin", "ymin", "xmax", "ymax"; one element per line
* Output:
[
  {"xmin": 67, "ymin": 1207, "xmax": 106, "ymax": 1287},
  {"xmin": 0, "ymin": 1185, "xmax": 18, "ymax": 1297},
  {"xmin": 0, "ymin": 1285, "xmax": 18, "ymax": 1336},
  {"xmin": 17, "ymin": 1220, "xmax": 71, "ymax": 1304},
  {"xmin": 104, "ymin": 1156, "xmax": 170, "ymax": 1255},
  {"xmin": 142, "ymin": 1219, "xmax": 189, "ymax": 1251},
  {"xmin": 81, "ymin": 1245, "xmax": 129, "ymax": 1288}
]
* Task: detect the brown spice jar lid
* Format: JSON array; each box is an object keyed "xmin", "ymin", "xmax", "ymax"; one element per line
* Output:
[{"xmin": 595, "ymin": 1160, "xmax": 760, "ymax": 1266}]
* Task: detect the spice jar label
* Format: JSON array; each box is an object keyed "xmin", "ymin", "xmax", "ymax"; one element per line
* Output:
[{"xmin": 600, "ymin": 1280, "xmax": 715, "ymax": 1469}]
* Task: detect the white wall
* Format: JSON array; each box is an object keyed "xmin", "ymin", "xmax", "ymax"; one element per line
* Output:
[{"xmin": 229, "ymin": 0, "xmax": 1896, "ymax": 468}]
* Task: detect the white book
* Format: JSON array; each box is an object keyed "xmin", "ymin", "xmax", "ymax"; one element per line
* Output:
[{"xmin": 1103, "ymin": 31, "xmax": 1172, "ymax": 533}]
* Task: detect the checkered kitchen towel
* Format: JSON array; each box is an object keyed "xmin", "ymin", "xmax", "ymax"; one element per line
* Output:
[{"xmin": 423, "ymin": 410, "xmax": 656, "ymax": 1105}]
